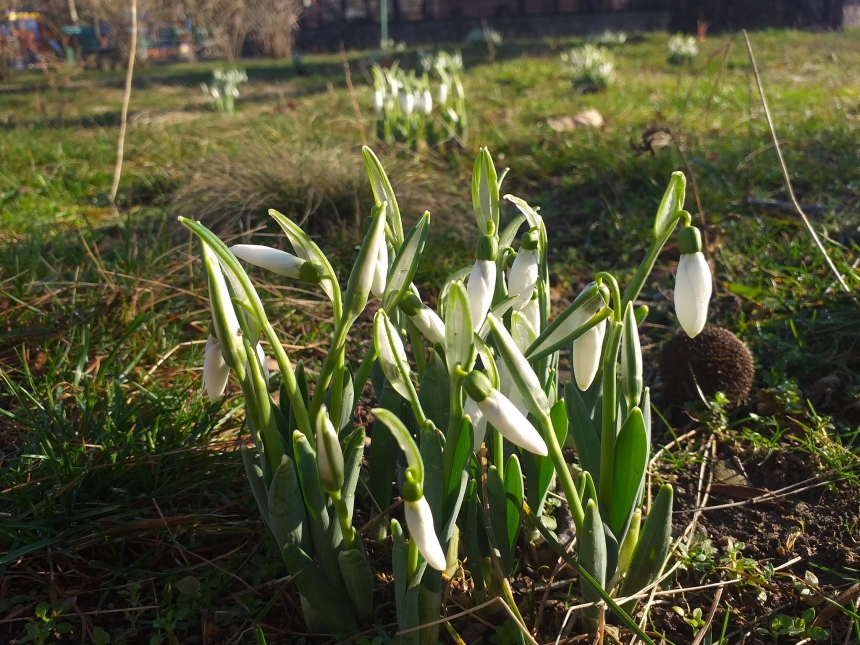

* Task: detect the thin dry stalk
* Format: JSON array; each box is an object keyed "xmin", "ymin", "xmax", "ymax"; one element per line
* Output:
[
  {"xmin": 690, "ymin": 586, "xmax": 723, "ymax": 645},
  {"xmin": 110, "ymin": 0, "xmax": 137, "ymax": 203},
  {"xmin": 741, "ymin": 30, "xmax": 853, "ymax": 295},
  {"xmin": 341, "ymin": 43, "xmax": 367, "ymax": 147}
]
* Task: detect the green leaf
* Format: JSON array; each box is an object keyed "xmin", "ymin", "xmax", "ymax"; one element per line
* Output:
[
  {"xmin": 487, "ymin": 464, "xmax": 511, "ymax": 573},
  {"xmin": 472, "ymin": 148, "xmax": 499, "ymax": 235},
  {"xmin": 526, "ymin": 283, "xmax": 610, "ymax": 362},
  {"xmin": 524, "ymin": 400, "xmax": 567, "ymax": 514},
  {"xmin": 437, "ymin": 266, "xmax": 472, "ymax": 318},
  {"xmin": 503, "ymin": 194, "xmax": 542, "ymax": 230},
  {"xmin": 382, "ymin": 211, "xmax": 430, "ymax": 311},
  {"xmin": 444, "ymin": 280, "xmax": 474, "ymax": 375},
  {"xmin": 420, "ymin": 348, "xmax": 451, "ymax": 434},
  {"xmin": 288, "ymin": 361, "xmax": 310, "ymax": 445},
  {"xmin": 653, "ymin": 171, "xmax": 686, "ymax": 240},
  {"xmin": 498, "ymin": 214, "xmax": 527, "ymax": 250},
  {"xmin": 445, "ymin": 416, "xmax": 472, "ymax": 499},
  {"xmin": 268, "ymin": 209, "xmax": 342, "ymax": 320},
  {"xmin": 608, "ymin": 408, "xmax": 648, "ymax": 538},
  {"xmin": 242, "ymin": 445, "xmax": 270, "ymax": 527},
  {"xmin": 580, "ymin": 499, "xmax": 608, "ymax": 627},
  {"xmin": 338, "ymin": 547, "xmax": 374, "ymax": 620},
  {"xmin": 619, "ymin": 484, "xmax": 674, "ymax": 614},
  {"xmin": 363, "ymin": 146, "xmax": 404, "ymax": 246},
  {"xmin": 464, "ymin": 480, "xmax": 486, "ymax": 594},
  {"xmin": 564, "ymin": 381, "xmax": 601, "ymax": 483},
  {"xmin": 267, "ymin": 454, "xmax": 309, "ymax": 553},
  {"xmin": 281, "ymin": 543, "xmax": 358, "ymax": 635},
  {"xmin": 503, "ymin": 454, "xmax": 524, "ymax": 567},
  {"xmin": 368, "ymin": 381, "xmax": 401, "ymax": 524}
]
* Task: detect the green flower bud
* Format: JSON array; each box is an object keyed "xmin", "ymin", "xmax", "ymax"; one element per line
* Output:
[{"xmin": 398, "ymin": 292, "xmax": 424, "ymax": 317}]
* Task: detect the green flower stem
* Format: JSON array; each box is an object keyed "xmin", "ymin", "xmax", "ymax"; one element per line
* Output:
[
  {"xmin": 443, "ymin": 370, "xmax": 465, "ymax": 488},
  {"xmin": 329, "ymin": 489, "xmax": 357, "ymax": 551},
  {"xmin": 353, "ymin": 344, "xmax": 377, "ymax": 404},
  {"xmin": 538, "ymin": 413, "xmax": 585, "ymax": 533},
  {"xmin": 597, "ymin": 320, "xmax": 623, "ymax": 512},
  {"xmin": 330, "ymin": 346, "xmax": 346, "ymax": 434},
  {"xmin": 244, "ymin": 341, "xmax": 284, "ymax": 479},
  {"xmin": 595, "ymin": 272, "xmax": 622, "ymax": 323},
  {"xmin": 620, "ymin": 211, "xmax": 691, "ymax": 311},
  {"xmin": 309, "ymin": 320, "xmax": 352, "ymax": 426}
]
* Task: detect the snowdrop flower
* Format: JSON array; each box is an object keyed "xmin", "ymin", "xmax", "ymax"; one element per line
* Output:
[
  {"xmin": 404, "ymin": 493, "xmax": 446, "ymax": 571},
  {"xmin": 373, "ymin": 89, "xmax": 384, "ymax": 113},
  {"xmin": 438, "ymin": 82, "xmax": 449, "ymax": 105},
  {"xmin": 422, "ymin": 89, "xmax": 433, "ymax": 115},
  {"xmin": 230, "ymin": 244, "xmax": 321, "ymax": 282},
  {"xmin": 399, "ymin": 293, "xmax": 446, "ymax": 345},
  {"xmin": 507, "ymin": 229, "xmax": 539, "ymax": 311},
  {"xmin": 399, "ymin": 91, "xmax": 414, "ymax": 115},
  {"xmin": 467, "ymin": 230, "xmax": 498, "ymax": 332},
  {"xmin": 523, "ymin": 294, "xmax": 540, "ymax": 332},
  {"xmin": 464, "ymin": 396, "xmax": 487, "ymax": 452},
  {"xmin": 204, "ymin": 335, "xmax": 230, "ymax": 403},
  {"xmin": 316, "ymin": 405, "xmax": 344, "ymax": 493},
  {"xmin": 463, "ymin": 370, "xmax": 548, "ymax": 456},
  {"xmin": 674, "ymin": 226, "xmax": 711, "ymax": 338},
  {"xmin": 569, "ymin": 296, "xmax": 607, "ymax": 391}
]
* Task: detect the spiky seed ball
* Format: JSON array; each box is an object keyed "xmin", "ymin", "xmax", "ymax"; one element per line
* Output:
[{"xmin": 659, "ymin": 325, "xmax": 754, "ymax": 408}]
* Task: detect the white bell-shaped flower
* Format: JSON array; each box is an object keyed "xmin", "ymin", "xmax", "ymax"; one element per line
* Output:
[
  {"xmin": 438, "ymin": 83, "xmax": 449, "ymax": 105},
  {"xmin": 674, "ymin": 226, "xmax": 711, "ymax": 338},
  {"xmin": 204, "ymin": 335, "xmax": 230, "ymax": 403},
  {"xmin": 404, "ymin": 496, "xmax": 447, "ymax": 571},
  {"xmin": 508, "ymin": 231, "xmax": 539, "ymax": 310},
  {"xmin": 467, "ymin": 260, "xmax": 496, "ymax": 333},
  {"xmin": 230, "ymin": 244, "xmax": 304, "ymax": 279},
  {"xmin": 399, "ymin": 91, "xmax": 414, "ymax": 115},
  {"xmin": 477, "ymin": 389, "xmax": 547, "ymax": 456},
  {"xmin": 412, "ymin": 306, "xmax": 446, "ymax": 344},
  {"xmin": 422, "ymin": 89, "xmax": 433, "ymax": 115},
  {"xmin": 573, "ymin": 316, "xmax": 606, "ymax": 392},
  {"xmin": 373, "ymin": 90, "xmax": 384, "ymax": 113},
  {"xmin": 465, "ymin": 396, "xmax": 487, "ymax": 452},
  {"xmin": 523, "ymin": 295, "xmax": 540, "ymax": 332}
]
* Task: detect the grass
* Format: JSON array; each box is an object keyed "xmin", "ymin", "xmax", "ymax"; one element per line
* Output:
[{"xmin": 2, "ymin": 29, "xmax": 860, "ymax": 643}]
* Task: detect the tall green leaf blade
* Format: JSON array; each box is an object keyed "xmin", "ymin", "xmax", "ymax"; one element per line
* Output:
[
  {"xmin": 608, "ymin": 408, "xmax": 648, "ymax": 538},
  {"xmin": 525, "ymin": 399, "xmax": 567, "ymax": 514},
  {"xmin": 392, "ymin": 520, "xmax": 420, "ymax": 645},
  {"xmin": 368, "ymin": 381, "xmax": 400, "ymax": 531},
  {"xmin": 580, "ymin": 499, "xmax": 607, "ymax": 628},
  {"xmin": 498, "ymin": 214, "xmax": 527, "ymax": 249},
  {"xmin": 564, "ymin": 381, "xmax": 602, "ymax": 482},
  {"xmin": 242, "ymin": 445, "xmax": 269, "ymax": 527},
  {"xmin": 267, "ymin": 455, "xmax": 309, "ymax": 553},
  {"xmin": 419, "ymin": 348, "xmax": 450, "ymax": 435},
  {"xmin": 503, "ymin": 454, "xmax": 524, "ymax": 571},
  {"xmin": 444, "ymin": 280, "xmax": 474, "ymax": 375},
  {"xmin": 340, "ymin": 426, "xmax": 366, "ymax": 523}
]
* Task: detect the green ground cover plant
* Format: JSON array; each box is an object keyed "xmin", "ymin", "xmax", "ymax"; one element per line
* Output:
[{"xmin": 2, "ymin": 29, "xmax": 860, "ymax": 644}]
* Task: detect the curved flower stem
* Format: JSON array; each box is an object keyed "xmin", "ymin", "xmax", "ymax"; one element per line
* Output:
[
  {"xmin": 308, "ymin": 319, "xmax": 351, "ymax": 427},
  {"xmin": 244, "ymin": 340, "xmax": 283, "ymax": 479},
  {"xmin": 595, "ymin": 271, "xmax": 622, "ymax": 323},
  {"xmin": 620, "ymin": 210, "xmax": 691, "ymax": 311}
]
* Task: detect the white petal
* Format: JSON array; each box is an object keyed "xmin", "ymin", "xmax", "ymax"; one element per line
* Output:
[
  {"xmin": 374, "ymin": 90, "xmax": 384, "ymax": 113},
  {"xmin": 675, "ymin": 252, "xmax": 712, "ymax": 338},
  {"xmin": 413, "ymin": 307, "xmax": 446, "ymax": 345},
  {"xmin": 478, "ymin": 391, "xmax": 548, "ymax": 456},
  {"xmin": 465, "ymin": 396, "xmax": 487, "ymax": 452},
  {"xmin": 573, "ymin": 318, "xmax": 606, "ymax": 391},
  {"xmin": 204, "ymin": 335, "xmax": 230, "ymax": 403},
  {"xmin": 371, "ymin": 240, "xmax": 388, "ymax": 298},
  {"xmin": 438, "ymin": 83, "xmax": 448, "ymax": 105},
  {"xmin": 524, "ymin": 297, "xmax": 540, "ymax": 333},
  {"xmin": 467, "ymin": 260, "xmax": 496, "ymax": 333},
  {"xmin": 507, "ymin": 249, "xmax": 538, "ymax": 311},
  {"xmin": 422, "ymin": 89, "xmax": 433, "ymax": 115},
  {"xmin": 405, "ymin": 497, "xmax": 447, "ymax": 571},
  {"xmin": 230, "ymin": 244, "xmax": 304, "ymax": 279},
  {"xmin": 399, "ymin": 92, "xmax": 414, "ymax": 115}
]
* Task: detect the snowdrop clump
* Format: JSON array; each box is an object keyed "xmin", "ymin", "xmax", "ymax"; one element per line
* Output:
[
  {"xmin": 201, "ymin": 67, "xmax": 247, "ymax": 114},
  {"xmin": 561, "ymin": 44, "xmax": 614, "ymax": 91}
]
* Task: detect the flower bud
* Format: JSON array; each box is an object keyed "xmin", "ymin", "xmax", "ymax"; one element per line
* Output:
[
  {"xmin": 371, "ymin": 238, "xmax": 388, "ymax": 298},
  {"xmin": 524, "ymin": 292, "xmax": 540, "ymax": 332},
  {"xmin": 675, "ymin": 226, "xmax": 711, "ymax": 338},
  {"xmin": 373, "ymin": 90, "xmax": 384, "ymax": 113},
  {"xmin": 399, "ymin": 91, "xmax": 414, "ymax": 115},
  {"xmin": 422, "ymin": 89, "xmax": 433, "ymax": 115},
  {"xmin": 438, "ymin": 83, "xmax": 449, "ymax": 105},
  {"xmin": 343, "ymin": 205, "xmax": 386, "ymax": 319},
  {"xmin": 404, "ymin": 494, "xmax": 447, "ymax": 571},
  {"xmin": 467, "ymin": 259, "xmax": 496, "ymax": 333},
  {"xmin": 399, "ymin": 293, "xmax": 446, "ymax": 345},
  {"xmin": 573, "ymin": 316, "xmax": 606, "ymax": 392},
  {"xmin": 463, "ymin": 370, "xmax": 548, "ymax": 456},
  {"xmin": 621, "ymin": 302, "xmax": 642, "ymax": 408},
  {"xmin": 316, "ymin": 405, "xmax": 344, "ymax": 493},
  {"xmin": 230, "ymin": 244, "xmax": 321, "ymax": 283},
  {"xmin": 204, "ymin": 335, "xmax": 230, "ymax": 403}
]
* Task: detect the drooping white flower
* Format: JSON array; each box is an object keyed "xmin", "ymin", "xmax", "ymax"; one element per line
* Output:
[
  {"xmin": 373, "ymin": 90, "xmax": 384, "ymax": 113},
  {"xmin": 412, "ymin": 306, "xmax": 446, "ymax": 345},
  {"xmin": 508, "ymin": 248, "xmax": 538, "ymax": 311},
  {"xmin": 404, "ymin": 496, "xmax": 447, "ymax": 571},
  {"xmin": 675, "ymin": 252, "xmax": 711, "ymax": 338},
  {"xmin": 464, "ymin": 396, "xmax": 487, "ymax": 452},
  {"xmin": 422, "ymin": 89, "xmax": 433, "ymax": 115},
  {"xmin": 371, "ymin": 239, "xmax": 388, "ymax": 298},
  {"xmin": 573, "ymin": 315, "xmax": 606, "ymax": 391},
  {"xmin": 438, "ymin": 83, "xmax": 449, "ymax": 105},
  {"xmin": 523, "ymin": 296, "xmax": 540, "ymax": 332},
  {"xmin": 204, "ymin": 335, "xmax": 230, "ymax": 403},
  {"xmin": 466, "ymin": 260, "xmax": 496, "ymax": 333},
  {"xmin": 399, "ymin": 91, "xmax": 414, "ymax": 115},
  {"xmin": 476, "ymin": 389, "xmax": 547, "ymax": 456},
  {"xmin": 230, "ymin": 244, "xmax": 305, "ymax": 279}
]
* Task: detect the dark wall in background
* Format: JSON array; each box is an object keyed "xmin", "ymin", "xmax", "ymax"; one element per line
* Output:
[{"xmin": 670, "ymin": 0, "xmax": 845, "ymax": 31}]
